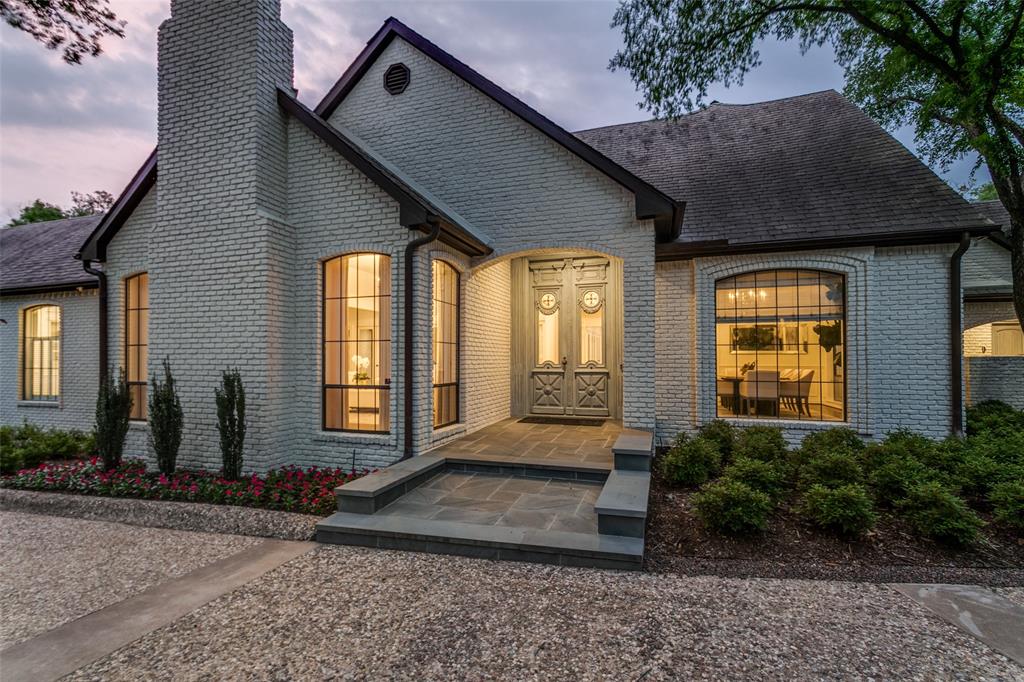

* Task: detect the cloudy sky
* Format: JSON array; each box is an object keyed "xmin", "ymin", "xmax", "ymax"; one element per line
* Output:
[{"xmin": 0, "ymin": 0, "xmax": 986, "ymax": 221}]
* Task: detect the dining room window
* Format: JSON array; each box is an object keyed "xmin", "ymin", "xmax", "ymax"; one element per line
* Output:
[
  {"xmin": 21, "ymin": 305, "xmax": 61, "ymax": 401},
  {"xmin": 125, "ymin": 273, "xmax": 148, "ymax": 420},
  {"xmin": 432, "ymin": 260, "xmax": 459, "ymax": 428},
  {"xmin": 323, "ymin": 253, "xmax": 391, "ymax": 432},
  {"xmin": 715, "ymin": 270, "xmax": 845, "ymax": 421}
]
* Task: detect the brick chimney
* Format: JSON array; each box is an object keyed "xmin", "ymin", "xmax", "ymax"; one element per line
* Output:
[{"xmin": 150, "ymin": 0, "xmax": 294, "ymax": 470}]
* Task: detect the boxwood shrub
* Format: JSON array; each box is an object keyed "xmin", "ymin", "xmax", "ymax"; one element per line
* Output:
[
  {"xmin": 898, "ymin": 481, "xmax": 984, "ymax": 546},
  {"xmin": 966, "ymin": 399, "xmax": 1024, "ymax": 437},
  {"xmin": 721, "ymin": 457, "xmax": 788, "ymax": 501},
  {"xmin": 799, "ymin": 451, "xmax": 864, "ymax": 490},
  {"xmin": 659, "ymin": 435, "xmax": 721, "ymax": 487},
  {"xmin": 734, "ymin": 426, "xmax": 787, "ymax": 463},
  {"xmin": 989, "ymin": 480, "xmax": 1024, "ymax": 531},
  {"xmin": 697, "ymin": 420, "xmax": 737, "ymax": 460},
  {"xmin": 692, "ymin": 479, "xmax": 773, "ymax": 535},
  {"xmin": 0, "ymin": 424, "xmax": 94, "ymax": 474},
  {"xmin": 800, "ymin": 483, "xmax": 877, "ymax": 537},
  {"xmin": 868, "ymin": 455, "xmax": 935, "ymax": 504}
]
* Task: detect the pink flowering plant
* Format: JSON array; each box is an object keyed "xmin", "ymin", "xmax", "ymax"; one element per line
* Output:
[{"xmin": 1, "ymin": 458, "xmax": 369, "ymax": 515}]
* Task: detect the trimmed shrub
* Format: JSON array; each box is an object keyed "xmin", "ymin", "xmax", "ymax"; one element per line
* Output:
[
  {"xmin": 734, "ymin": 426, "xmax": 787, "ymax": 463},
  {"xmin": 215, "ymin": 368, "xmax": 247, "ymax": 480},
  {"xmin": 697, "ymin": 420, "xmax": 737, "ymax": 459},
  {"xmin": 149, "ymin": 358, "xmax": 183, "ymax": 475},
  {"xmin": 800, "ymin": 427, "xmax": 864, "ymax": 458},
  {"xmin": 966, "ymin": 400, "xmax": 1024, "ymax": 437},
  {"xmin": 869, "ymin": 455, "xmax": 934, "ymax": 504},
  {"xmin": 800, "ymin": 483, "xmax": 877, "ymax": 537},
  {"xmin": 898, "ymin": 481, "xmax": 984, "ymax": 546},
  {"xmin": 965, "ymin": 431, "xmax": 1024, "ymax": 468},
  {"xmin": 95, "ymin": 369, "xmax": 132, "ymax": 471},
  {"xmin": 659, "ymin": 434, "xmax": 721, "ymax": 487},
  {"xmin": 953, "ymin": 452, "xmax": 1017, "ymax": 502},
  {"xmin": 692, "ymin": 479, "xmax": 773, "ymax": 535},
  {"xmin": 989, "ymin": 480, "xmax": 1024, "ymax": 531},
  {"xmin": 799, "ymin": 451, "xmax": 864, "ymax": 490},
  {"xmin": 722, "ymin": 457, "xmax": 788, "ymax": 501}
]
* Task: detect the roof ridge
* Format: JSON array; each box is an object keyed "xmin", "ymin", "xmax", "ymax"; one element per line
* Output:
[{"xmin": 1, "ymin": 213, "xmax": 102, "ymax": 232}]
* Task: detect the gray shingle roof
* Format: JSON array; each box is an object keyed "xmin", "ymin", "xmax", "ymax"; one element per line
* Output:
[
  {"xmin": 973, "ymin": 200, "xmax": 1010, "ymax": 235},
  {"xmin": 575, "ymin": 90, "xmax": 991, "ymax": 245},
  {"xmin": 1, "ymin": 215, "xmax": 101, "ymax": 293}
]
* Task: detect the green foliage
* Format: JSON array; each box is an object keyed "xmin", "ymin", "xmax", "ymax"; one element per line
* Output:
[
  {"xmin": 953, "ymin": 451, "xmax": 1018, "ymax": 502},
  {"xmin": 1, "ymin": 0, "xmax": 125, "ymax": 64},
  {"xmin": 659, "ymin": 434, "xmax": 721, "ymax": 487},
  {"xmin": 800, "ymin": 484, "xmax": 877, "ymax": 537},
  {"xmin": 697, "ymin": 420, "xmax": 737, "ymax": 459},
  {"xmin": 898, "ymin": 482, "xmax": 984, "ymax": 546},
  {"xmin": 734, "ymin": 426, "xmax": 787, "ymax": 463},
  {"xmin": 799, "ymin": 451, "xmax": 864, "ymax": 490},
  {"xmin": 869, "ymin": 455, "xmax": 935, "ymax": 505},
  {"xmin": 721, "ymin": 457, "xmax": 788, "ymax": 501},
  {"xmin": 215, "ymin": 368, "xmax": 246, "ymax": 480},
  {"xmin": 800, "ymin": 428, "xmax": 865, "ymax": 458},
  {"xmin": 148, "ymin": 358, "xmax": 183, "ymax": 475},
  {"xmin": 0, "ymin": 423, "xmax": 94, "ymax": 474},
  {"xmin": 94, "ymin": 369, "xmax": 132, "ymax": 471},
  {"xmin": 967, "ymin": 400, "xmax": 1024, "ymax": 437},
  {"xmin": 963, "ymin": 182, "xmax": 999, "ymax": 202},
  {"xmin": 7, "ymin": 199, "xmax": 65, "ymax": 226},
  {"xmin": 692, "ymin": 479, "xmax": 772, "ymax": 535},
  {"xmin": 989, "ymin": 480, "xmax": 1024, "ymax": 531}
]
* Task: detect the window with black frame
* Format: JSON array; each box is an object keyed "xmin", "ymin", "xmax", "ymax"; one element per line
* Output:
[
  {"xmin": 715, "ymin": 270, "xmax": 845, "ymax": 421},
  {"xmin": 22, "ymin": 305, "xmax": 61, "ymax": 401},
  {"xmin": 125, "ymin": 273, "xmax": 148, "ymax": 420},
  {"xmin": 432, "ymin": 260, "xmax": 459, "ymax": 428},
  {"xmin": 323, "ymin": 253, "xmax": 391, "ymax": 432}
]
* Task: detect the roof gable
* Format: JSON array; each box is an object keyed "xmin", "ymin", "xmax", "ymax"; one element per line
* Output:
[{"xmin": 315, "ymin": 17, "xmax": 682, "ymax": 242}]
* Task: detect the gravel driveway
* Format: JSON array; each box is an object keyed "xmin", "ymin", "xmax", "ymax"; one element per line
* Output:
[
  {"xmin": 0, "ymin": 511, "xmax": 259, "ymax": 649},
  {"xmin": 64, "ymin": 543, "xmax": 1022, "ymax": 681}
]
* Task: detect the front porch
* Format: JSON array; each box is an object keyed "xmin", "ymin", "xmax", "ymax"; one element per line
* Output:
[{"xmin": 316, "ymin": 419, "xmax": 653, "ymax": 569}]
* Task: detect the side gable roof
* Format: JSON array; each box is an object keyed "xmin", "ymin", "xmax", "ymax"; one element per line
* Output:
[
  {"xmin": 3, "ymin": 215, "xmax": 102, "ymax": 295},
  {"xmin": 315, "ymin": 17, "xmax": 683, "ymax": 242},
  {"xmin": 576, "ymin": 91, "xmax": 998, "ymax": 258},
  {"xmin": 973, "ymin": 200, "xmax": 1011, "ymax": 250}
]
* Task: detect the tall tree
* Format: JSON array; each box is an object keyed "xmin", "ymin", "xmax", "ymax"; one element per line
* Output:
[
  {"xmin": 69, "ymin": 190, "xmax": 115, "ymax": 216},
  {"xmin": 611, "ymin": 1, "xmax": 1024, "ymax": 330},
  {"xmin": 6, "ymin": 199, "xmax": 65, "ymax": 226},
  {"xmin": 1, "ymin": 0, "xmax": 124, "ymax": 64}
]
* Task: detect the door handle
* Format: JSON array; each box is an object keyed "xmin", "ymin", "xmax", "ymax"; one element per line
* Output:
[{"xmin": 561, "ymin": 356, "xmax": 568, "ymax": 369}]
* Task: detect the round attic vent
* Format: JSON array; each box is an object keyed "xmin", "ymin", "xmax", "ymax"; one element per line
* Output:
[{"xmin": 383, "ymin": 63, "xmax": 410, "ymax": 95}]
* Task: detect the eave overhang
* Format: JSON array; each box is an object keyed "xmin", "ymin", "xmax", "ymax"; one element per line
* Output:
[{"xmin": 78, "ymin": 148, "xmax": 157, "ymax": 262}]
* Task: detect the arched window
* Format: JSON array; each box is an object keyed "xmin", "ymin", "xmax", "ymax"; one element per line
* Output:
[
  {"xmin": 323, "ymin": 253, "xmax": 391, "ymax": 432},
  {"xmin": 432, "ymin": 260, "xmax": 459, "ymax": 428},
  {"xmin": 125, "ymin": 273, "xmax": 149, "ymax": 420},
  {"xmin": 22, "ymin": 305, "xmax": 60, "ymax": 401},
  {"xmin": 715, "ymin": 270, "xmax": 845, "ymax": 421}
]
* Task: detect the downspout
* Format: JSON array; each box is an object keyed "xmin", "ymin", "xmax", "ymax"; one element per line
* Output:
[
  {"xmin": 950, "ymin": 232, "xmax": 971, "ymax": 437},
  {"xmin": 403, "ymin": 220, "xmax": 441, "ymax": 460},
  {"xmin": 81, "ymin": 259, "xmax": 108, "ymax": 385}
]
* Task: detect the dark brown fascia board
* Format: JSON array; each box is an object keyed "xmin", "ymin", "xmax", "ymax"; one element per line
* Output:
[
  {"xmin": 964, "ymin": 292, "xmax": 1013, "ymax": 303},
  {"xmin": 655, "ymin": 225, "xmax": 1002, "ymax": 261},
  {"xmin": 77, "ymin": 148, "xmax": 158, "ymax": 262},
  {"xmin": 279, "ymin": 88, "xmax": 491, "ymax": 257},
  {"xmin": 988, "ymin": 230, "xmax": 1011, "ymax": 251},
  {"xmin": 1, "ymin": 280, "xmax": 99, "ymax": 297},
  {"xmin": 314, "ymin": 17, "xmax": 683, "ymax": 242}
]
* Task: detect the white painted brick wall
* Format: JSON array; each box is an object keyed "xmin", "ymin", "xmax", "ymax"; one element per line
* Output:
[
  {"xmin": 962, "ymin": 238, "xmax": 1012, "ymax": 289},
  {"xmin": 966, "ymin": 356, "xmax": 1024, "ymax": 408},
  {"xmin": 654, "ymin": 244, "xmax": 958, "ymax": 445},
  {"xmin": 331, "ymin": 36, "xmax": 657, "ymax": 430},
  {"xmin": 0, "ymin": 290, "xmax": 98, "ymax": 432}
]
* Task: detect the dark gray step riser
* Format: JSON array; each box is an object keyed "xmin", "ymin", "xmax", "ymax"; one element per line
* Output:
[
  {"xmin": 316, "ymin": 528, "xmax": 642, "ymax": 570},
  {"xmin": 597, "ymin": 514, "xmax": 645, "ymax": 538}
]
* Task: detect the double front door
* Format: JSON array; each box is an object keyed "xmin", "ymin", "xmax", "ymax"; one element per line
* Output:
[{"xmin": 514, "ymin": 255, "xmax": 619, "ymax": 417}]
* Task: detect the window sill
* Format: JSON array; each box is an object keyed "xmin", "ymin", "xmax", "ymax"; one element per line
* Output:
[
  {"xmin": 314, "ymin": 430, "xmax": 394, "ymax": 445},
  {"xmin": 431, "ymin": 422, "xmax": 466, "ymax": 442},
  {"xmin": 128, "ymin": 421, "xmax": 149, "ymax": 430},
  {"xmin": 16, "ymin": 400, "xmax": 59, "ymax": 408},
  {"xmin": 717, "ymin": 416, "xmax": 854, "ymax": 432}
]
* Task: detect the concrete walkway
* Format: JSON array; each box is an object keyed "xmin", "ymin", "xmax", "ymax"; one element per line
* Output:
[{"xmin": 1, "ymin": 538, "xmax": 314, "ymax": 682}]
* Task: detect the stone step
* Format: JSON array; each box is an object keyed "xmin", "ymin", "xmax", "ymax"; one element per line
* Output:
[
  {"xmin": 594, "ymin": 469, "xmax": 650, "ymax": 538},
  {"xmin": 611, "ymin": 429, "xmax": 654, "ymax": 471},
  {"xmin": 316, "ymin": 511, "xmax": 643, "ymax": 570},
  {"xmin": 334, "ymin": 455, "xmax": 445, "ymax": 514}
]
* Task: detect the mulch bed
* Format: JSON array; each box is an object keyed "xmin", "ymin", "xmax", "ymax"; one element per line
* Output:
[{"xmin": 645, "ymin": 468, "xmax": 1024, "ymax": 585}]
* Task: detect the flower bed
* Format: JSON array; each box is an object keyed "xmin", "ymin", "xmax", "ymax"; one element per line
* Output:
[{"xmin": 1, "ymin": 458, "xmax": 369, "ymax": 516}]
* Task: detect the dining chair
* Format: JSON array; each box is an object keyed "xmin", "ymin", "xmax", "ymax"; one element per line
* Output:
[{"xmin": 739, "ymin": 370, "xmax": 779, "ymax": 416}]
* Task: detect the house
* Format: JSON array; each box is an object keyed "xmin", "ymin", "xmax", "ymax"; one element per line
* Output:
[{"xmin": 2, "ymin": 0, "xmax": 1018, "ymax": 479}]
